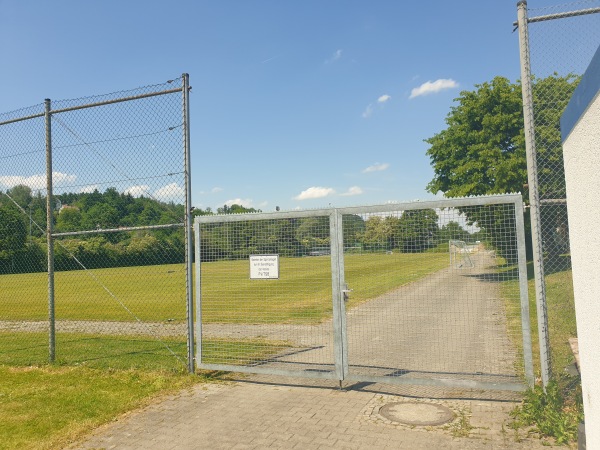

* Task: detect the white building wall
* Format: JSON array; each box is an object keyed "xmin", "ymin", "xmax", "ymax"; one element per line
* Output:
[{"xmin": 563, "ymin": 91, "xmax": 600, "ymax": 449}]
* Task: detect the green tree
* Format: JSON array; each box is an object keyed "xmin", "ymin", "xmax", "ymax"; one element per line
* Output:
[
  {"xmin": 342, "ymin": 215, "xmax": 365, "ymax": 248},
  {"xmin": 0, "ymin": 203, "xmax": 28, "ymax": 274},
  {"xmin": 83, "ymin": 203, "xmax": 119, "ymax": 229},
  {"xmin": 7, "ymin": 185, "xmax": 32, "ymax": 209},
  {"xmin": 394, "ymin": 209, "xmax": 439, "ymax": 253},
  {"xmin": 426, "ymin": 76, "xmax": 527, "ymax": 198},
  {"xmin": 358, "ymin": 216, "xmax": 397, "ymax": 251},
  {"xmin": 295, "ymin": 217, "xmax": 329, "ymax": 253},
  {"xmin": 56, "ymin": 207, "xmax": 82, "ymax": 232},
  {"xmin": 426, "ymin": 74, "xmax": 578, "ymax": 199},
  {"xmin": 217, "ymin": 204, "xmax": 261, "ymax": 214},
  {"xmin": 438, "ymin": 221, "xmax": 471, "ymax": 242},
  {"xmin": 425, "ymin": 74, "xmax": 579, "ymax": 259}
]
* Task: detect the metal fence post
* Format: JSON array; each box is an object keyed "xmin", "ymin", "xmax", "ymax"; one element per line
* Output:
[
  {"xmin": 515, "ymin": 197, "xmax": 535, "ymax": 388},
  {"xmin": 45, "ymin": 98, "xmax": 56, "ymax": 363},
  {"xmin": 183, "ymin": 73, "xmax": 195, "ymax": 373},
  {"xmin": 517, "ymin": 0, "xmax": 552, "ymax": 386}
]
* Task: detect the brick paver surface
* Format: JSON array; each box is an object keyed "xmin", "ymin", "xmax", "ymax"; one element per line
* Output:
[{"xmin": 70, "ymin": 375, "xmax": 549, "ymax": 449}]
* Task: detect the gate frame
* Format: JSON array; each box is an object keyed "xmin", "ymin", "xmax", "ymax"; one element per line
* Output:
[{"xmin": 194, "ymin": 193, "xmax": 534, "ymax": 390}]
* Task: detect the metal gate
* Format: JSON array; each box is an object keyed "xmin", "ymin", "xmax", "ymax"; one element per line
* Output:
[{"xmin": 194, "ymin": 194, "xmax": 534, "ymax": 391}]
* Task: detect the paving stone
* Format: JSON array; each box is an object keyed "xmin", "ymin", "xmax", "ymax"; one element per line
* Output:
[{"xmin": 68, "ymin": 377, "xmax": 551, "ymax": 450}]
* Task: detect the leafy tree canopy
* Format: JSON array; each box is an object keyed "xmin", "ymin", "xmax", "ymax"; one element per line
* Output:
[{"xmin": 425, "ymin": 74, "xmax": 579, "ymax": 201}]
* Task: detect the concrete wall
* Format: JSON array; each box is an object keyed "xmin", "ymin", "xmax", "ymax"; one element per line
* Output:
[{"xmin": 561, "ymin": 44, "xmax": 600, "ymax": 449}]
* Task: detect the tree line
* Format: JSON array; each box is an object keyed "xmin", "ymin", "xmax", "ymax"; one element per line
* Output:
[
  {"xmin": 1, "ymin": 187, "xmax": 479, "ymax": 274},
  {"xmin": 0, "ymin": 186, "xmax": 186, "ymax": 274}
]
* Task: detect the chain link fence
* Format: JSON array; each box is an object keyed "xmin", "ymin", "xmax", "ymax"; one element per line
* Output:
[
  {"xmin": 517, "ymin": 0, "xmax": 600, "ymax": 384},
  {"xmin": 0, "ymin": 76, "xmax": 193, "ymax": 372}
]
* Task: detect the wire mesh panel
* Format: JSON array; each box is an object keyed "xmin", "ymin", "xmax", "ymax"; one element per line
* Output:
[
  {"xmin": 340, "ymin": 197, "xmax": 533, "ymax": 390},
  {"xmin": 195, "ymin": 195, "xmax": 533, "ymax": 391},
  {"xmin": 519, "ymin": 1, "xmax": 600, "ymax": 378},
  {"xmin": 48, "ymin": 79, "xmax": 189, "ymax": 370},
  {"xmin": 0, "ymin": 106, "xmax": 49, "ymax": 366},
  {"xmin": 195, "ymin": 211, "xmax": 340, "ymax": 379}
]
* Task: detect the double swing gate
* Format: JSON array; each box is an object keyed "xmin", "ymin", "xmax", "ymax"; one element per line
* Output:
[{"xmin": 194, "ymin": 194, "xmax": 534, "ymax": 391}]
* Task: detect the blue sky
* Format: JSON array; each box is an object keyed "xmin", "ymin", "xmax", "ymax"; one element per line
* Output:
[{"xmin": 0, "ymin": 0, "xmax": 579, "ymax": 212}]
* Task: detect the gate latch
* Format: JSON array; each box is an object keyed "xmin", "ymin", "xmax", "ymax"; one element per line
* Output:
[{"xmin": 342, "ymin": 286, "xmax": 353, "ymax": 301}]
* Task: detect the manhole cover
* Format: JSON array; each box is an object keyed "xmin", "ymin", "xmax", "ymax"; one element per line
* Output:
[{"xmin": 379, "ymin": 402, "xmax": 455, "ymax": 426}]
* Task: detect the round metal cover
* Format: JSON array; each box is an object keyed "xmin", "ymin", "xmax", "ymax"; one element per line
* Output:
[{"xmin": 378, "ymin": 402, "xmax": 455, "ymax": 426}]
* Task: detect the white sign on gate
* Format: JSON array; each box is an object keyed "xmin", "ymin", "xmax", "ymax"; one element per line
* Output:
[{"xmin": 249, "ymin": 254, "xmax": 279, "ymax": 279}]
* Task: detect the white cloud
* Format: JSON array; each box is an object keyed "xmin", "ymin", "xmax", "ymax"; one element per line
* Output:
[
  {"xmin": 154, "ymin": 183, "xmax": 185, "ymax": 202},
  {"xmin": 80, "ymin": 184, "xmax": 99, "ymax": 193},
  {"xmin": 326, "ymin": 49, "xmax": 343, "ymax": 64},
  {"xmin": 211, "ymin": 187, "xmax": 223, "ymax": 194},
  {"xmin": 225, "ymin": 198, "xmax": 254, "ymax": 208},
  {"xmin": 123, "ymin": 185, "xmax": 151, "ymax": 197},
  {"xmin": 341, "ymin": 186, "xmax": 363, "ymax": 196},
  {"xmin": 409, "ymin": 79, "xmax": 458, "ymax": 99},
  {"xmin": 0, "ymin": 172, "xmax": 76, "ymax": 190},
  {"xmin": 294, "ymin": 187, "xmax": 335, "ymax": 200},
  {"xmin": 362, "ymin": 93, "xmax": 391, "ymax": 118},
  {"xmin": 362, "ymin": 163, "xmax": 390, "ymax": 173}
]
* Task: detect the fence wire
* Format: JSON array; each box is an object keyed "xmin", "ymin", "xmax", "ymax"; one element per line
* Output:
[
  {"xmin": 0, "ymin": 106, "xmax": 47, "ymax": 366},
  {"xmin": 518, "ymin": 1, "xmax": 600, "ymax": 382},
  {"xmin": 0, "ymin": 78, "xmax": 191, "ymax": 371}
]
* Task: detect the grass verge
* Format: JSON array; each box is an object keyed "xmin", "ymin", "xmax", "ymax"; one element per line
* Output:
[
  {"xmin": 0, "ymin": 364, "xmax": 203, "ymax": 450},
  {"xmin": 0, "ymin": 332, "xmax": 286, "ymax": 449},
  {"xmin": 501, "ymin": 260, "xmax": 582, "ymax": 445}
]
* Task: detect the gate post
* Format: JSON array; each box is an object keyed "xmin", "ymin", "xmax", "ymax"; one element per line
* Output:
[{"xmin": 329, "ymin": 209, "xmax": 347, "ymax": 383}]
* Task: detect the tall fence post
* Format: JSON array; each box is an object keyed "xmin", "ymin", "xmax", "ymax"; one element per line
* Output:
[
  {"xmin": 45, "ymin": 98, "xmax": 56, "ymax": 363},
  {"xmin": 183, "ymin": 73, "xmax": 195, "ymax": 373},
  {"xmin": 517, "ymin": 0, "xmax": 552, "ymax": 387}
]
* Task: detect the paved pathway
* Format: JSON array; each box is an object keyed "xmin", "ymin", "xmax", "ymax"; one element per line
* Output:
[{"xmin": 70, "ymin": 375, "xmax": 548, "ymax": 449}]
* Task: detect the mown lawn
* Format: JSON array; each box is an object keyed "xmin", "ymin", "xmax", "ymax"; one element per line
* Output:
[{"xmin": 0, "ymin": 252, "xmax": 449, "ymax": 324}]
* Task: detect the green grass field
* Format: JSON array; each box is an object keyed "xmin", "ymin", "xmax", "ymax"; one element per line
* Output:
[
  {"xmin": 0, "ymin": 252, "xmax": 449, "ymax": 324},
  {"xmin": 200, "ymin": 252, "xmax": 449, "ymax": 324}
]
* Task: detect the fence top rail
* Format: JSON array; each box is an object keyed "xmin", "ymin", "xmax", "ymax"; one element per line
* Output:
[
  {"xmin": 195, "ymin": 193, "xmax": 523, "ymax": 224},
  {"xmin": 0, "ymin": 77, "xmax": 185, "ymax": 127},
  {"xmin": 513, "ymin": 5, "xmax": 600, "ymax": 27},
  {"xmin": 49, "ymin": 87, "xmax": 183, "ymax": 115},
  {"xmin": 0, "ymin": 111, "xmax": 45, "ymax": 127}
]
